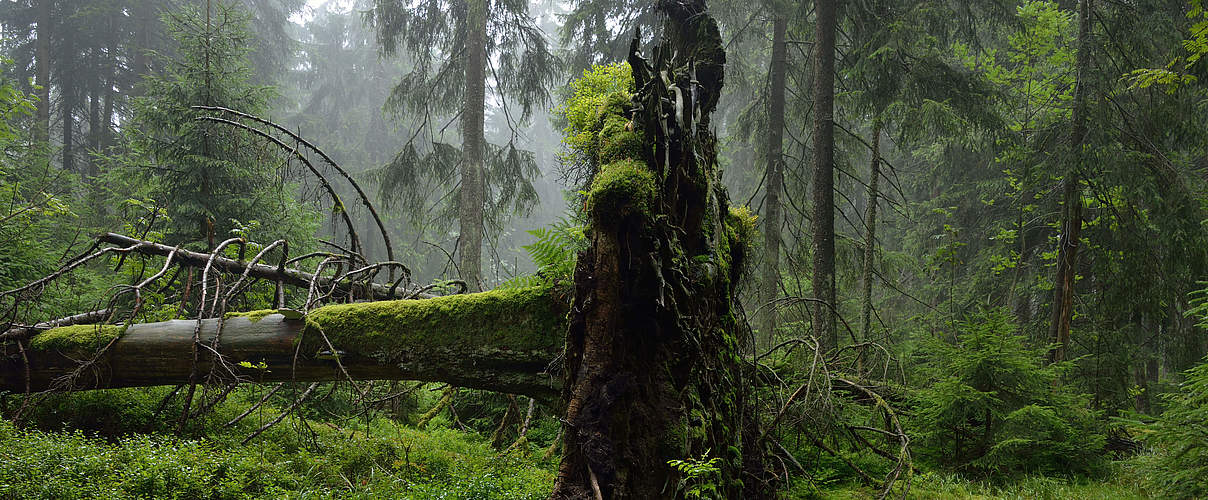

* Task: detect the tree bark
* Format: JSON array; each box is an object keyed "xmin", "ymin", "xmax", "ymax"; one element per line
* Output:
[
  {"xmin": 1048, "ymin": 0, "xmax": 1091, "ymax": 365},
  {"xmin": 3, "ymin": 288, "xmax": 568, "ymax": 402},
  {"xmin": 88, "ymin": 48, "xmax": 101, "ymax": 178},
  {"xmin": 459, "ymin": 0, "xmax": 488, "ymax": 291},
  {"xmin": 860, "ymin": 120, "xmax": 881, "ymax": 344},
  {"xmin": 35, "ymin": 0, "xmax": 51, "ymax": 144},
  {"xmin": 759, "ymin": 16, "xmax": 788, "ymax": 346},
  {"xmin": 60, "ymin": 33, "xmax": 75, "ymax": 173},
  {"xmin": 811, "ymin": 0, "xmax": 839, "ymax": 349},
  {"xmin": 550, "ymin": 1, "xmax": 768, "ymax": 497}
]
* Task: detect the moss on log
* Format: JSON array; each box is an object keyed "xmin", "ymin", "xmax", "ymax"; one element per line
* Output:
[{"xmin": 7, "ymin": 286, "xmax": 568, "ymax": 401}]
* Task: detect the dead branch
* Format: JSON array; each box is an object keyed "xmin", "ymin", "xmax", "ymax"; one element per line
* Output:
[
  {"xmin": 195, "ymin": 115, "xmax": 366, "ymax": 262},
  {"xmin": 0, "ymin": 309, "xmax": 112, "ymax": 342},
  {"xmin": 241, "ymin": 381, "xmax": 320, "ymax": 444},
  {"xmin": 95, "ymin": 233, "xmax": 429, "ymax": 300},
  {"xmin": 192, "ymin": 106, "xmax": 398, "ymax": 278},
  {"xmin": 226, "ymin": 382, "xmax": 285, "ymax": 427}
]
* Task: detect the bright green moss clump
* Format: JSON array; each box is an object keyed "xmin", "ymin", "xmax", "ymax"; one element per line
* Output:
[
  {"xmin": 300, "ymin": 285, "xmax": 567, "ymax": 359},
  {"xmin": 30, "ymin": 324, "xmax": 126, "ymax": 353},
  {"xmin": 587, "ymin": 159, "xmax": 657, "ymax": 221},
  {"xmin": 223, "ymin": 309, "xmax": 277, "ymax": 323}
]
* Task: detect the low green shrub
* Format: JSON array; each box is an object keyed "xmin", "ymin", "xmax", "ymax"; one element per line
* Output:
[
  {"xmin": 909, "ymin": 309, "xmax": 1106, "ymax": 477},
  {"xmin": 1133, "ymin": 357, "xmax": 1208, "ymax": 499}
]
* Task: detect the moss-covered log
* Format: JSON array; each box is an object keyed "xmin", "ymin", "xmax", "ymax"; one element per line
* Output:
[{"xmin": 1, "ymin": 286, "xmax": 568, "ymax": 402}]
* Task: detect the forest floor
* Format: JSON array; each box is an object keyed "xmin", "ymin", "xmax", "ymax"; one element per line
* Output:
[
  {"xmin": 0, "ymin": 385, "xmax": 1158, "ymax": 499},
  {"xmin": 815, "ymin": 473, "xmax": 1149, "ymax": 499}
]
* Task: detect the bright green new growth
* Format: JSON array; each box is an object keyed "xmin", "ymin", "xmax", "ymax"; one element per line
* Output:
[
  {"xmin": 30, "ymin": 325, "xmax": 126, "ymax": 353},
  {"xmin": 557, "ymin": 63, "xmax": 638, "ymax": 177},
  {"xmin": 300, "ymin": 285, "xmax": 566, "ymax": 360}
]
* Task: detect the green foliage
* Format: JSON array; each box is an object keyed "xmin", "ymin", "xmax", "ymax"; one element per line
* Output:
[
  {"xmin": 555, "ymin": 62, "xmax": 635, "ymax": 182},
  {"xmin": 501, "ymin": 217, "xmax": 586, "ymax": 288},
  {"xmin": 126, "ymin": 1, "xmax": 318, "ymax": 247},
  {"xmin": 0, "ymin": 386, "xmax": 555, "ymax": 499},
  {"xmin": 816, "ymin": 470, "xmax": 1149, "ymax": 499},
  {"xmin": 1125, "ymin": 0, "xmax": 1208, "ymax": 91},
  {"xmin": 911, "ymin": 309, "xmax": 1106, "ymax": 477},
  {"xmin": 669, "ymin": 451, "xmax": 724, "ymax": 499},
  {"xmin": 1133, "ymin": 354, "xmax": 1208, "ymax": 498}
]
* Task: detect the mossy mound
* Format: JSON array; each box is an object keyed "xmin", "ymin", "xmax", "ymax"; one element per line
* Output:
[
  {"xmin": 223, "ymin": 309, "xmax": 278, "ymax": 322},
  {"xmin": 586, "ymin": 159, "xmax": 657, "ymax": 222},
  {"xmin": 300, "ymin": 285, "xmax": 567, "ymax": 360},
  {"xmin": 30, "ymin": 324, "xmax": 126, "ymax": 354}
]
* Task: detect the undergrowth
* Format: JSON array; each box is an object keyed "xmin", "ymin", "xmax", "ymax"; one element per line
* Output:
[{"xmin": 0, "ymin": 386, "xmax": 555, "ymax": 499}]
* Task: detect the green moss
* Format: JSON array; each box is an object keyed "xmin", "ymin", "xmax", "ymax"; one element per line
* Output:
[
  {"xmin": 300, "ymin": 285, "xmax": 567, "ymax": 359},
  {"xmin": 223, "ymin": 309, "xmax": 278, "ymax": 323},
  {"xmin": 598, "ymin": 129, "xmax": 644, "ymax": 164},
  {"xmin": 30, "ymin": 324, "xmax": 126, "ymax": 353},
  {"xmin": 726, "ymin": 205, "xmax": 758, "ymax": 245},
  {"xmin": 586, "ymin": 159, "xmax": 657, "ymax": 221}
]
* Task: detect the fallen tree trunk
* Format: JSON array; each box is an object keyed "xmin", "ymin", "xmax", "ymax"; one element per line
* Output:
[{"xmin": 1, "ymin": 286, "xmax": 567, "ymax": 403}]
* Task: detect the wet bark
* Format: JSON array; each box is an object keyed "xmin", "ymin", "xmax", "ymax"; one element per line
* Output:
[
  {"xmin": 860, "ymin": 121, "xmax": 881, "ymax": 343},
  {"xmin": 550, "ymin": 1, "xmax": 769, "ymax": 497},
  {"xmin": 459, "ymin": 0, "xmax": 488, "ymax": 291},
  {"xmin": 1048, "ymin": 0, "xmax": 1091, "ymax": 365},
  {"xmin": 759, "ymin": 16, "xmax": 788, "ymax": 346},
  {"xmin": 3, "ymin": 296, "xmax": 567, "ymax": 402},
  {"xmin": 811, "ymin": 0, "xmax": 839, "ymax": 349}
]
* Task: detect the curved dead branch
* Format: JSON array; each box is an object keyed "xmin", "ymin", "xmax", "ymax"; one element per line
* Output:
[{"xmin": 191, "ymin": 105, "xmax": 397, "ymax": 279}]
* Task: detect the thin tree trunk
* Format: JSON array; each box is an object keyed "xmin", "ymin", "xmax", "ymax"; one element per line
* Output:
[
  {"xmin": 100, "ymin": 23, "xmax": 118, "ymax": 152},
  {"xmin": 811, "ymin": 0, "xmax": 839, "ymax": 349},
  {"xmin": 60, "ymin": 35, "xmax": 75, "ymax": 174},
  {"xmin": 759, "ymin": 16, "xmax": 788, "ymax": 346},
  {"xmin": 861, "ymin": 120, "xmax": 881, "ymax": 344},
  {"xmin": 35, "ymin": 0, "xmax": 51, "ymax": 143},
  {"xmin": 1048, "ymin": 0, "xmax": 1092, "ymax": 365},
  {"xmin": 459, "ymin": 0, "xmax": 488, "ymax": 291},
  {"xmin": 88, "ymin": 48, "xmax": 101, "ymax": 178}
]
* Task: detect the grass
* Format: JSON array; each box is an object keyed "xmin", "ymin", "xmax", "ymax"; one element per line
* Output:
[{"xmin": 808, "ymin": 470, "xmax": 1151, "ymax": 500}]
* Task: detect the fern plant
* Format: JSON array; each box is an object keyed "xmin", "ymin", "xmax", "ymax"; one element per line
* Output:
[{"xmin": 500, "ymin": 216, "xmax": 586, "ymax": 288}]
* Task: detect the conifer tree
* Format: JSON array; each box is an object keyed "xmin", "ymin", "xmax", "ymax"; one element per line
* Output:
[
  {"xmin": 366, "ymin": 0, "xmax": 558, "ymax": 290},
  {"xmin": 128, "ymin": 1, "xmax": 315, "ymax": 247}
]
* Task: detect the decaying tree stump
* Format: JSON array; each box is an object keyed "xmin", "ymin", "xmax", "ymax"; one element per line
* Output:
[{"xmin": 551, "ymin": 0, "xmax": 768, "ymax": 497}]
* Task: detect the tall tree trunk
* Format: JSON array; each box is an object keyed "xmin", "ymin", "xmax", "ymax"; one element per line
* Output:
[
  {"xmin": 88, "ymin": 48, "xmax": 101, "ymax": 178},
  {"xmin": 759, "ymin": 16, "xmax": 788, "ymax": 346},
  {"xmin": 60, "ymin": 34, "xmax": 75, "ymax": 174},
  {"xmin": 133, "ymin": 3, "xmax": 153, "ymax": 90},
  {"xmin": 459, "ymin": 0, "xmax": 488, "ymax": 291},
  {"xmin": 860, "ymin": 120, "xmax": 881, "ymax": 344},
  {"xmin": 1048, "ymin": 0, "xmax": 1091, "ymax": 365},
  {"xmin": 35, "ymin": 0, "xmax": 51, "ymax": 144},
  {"xmin": 551, "ymin": 1, "xmax": 767, "ymax": 497},
  {"xmin": 100, "ymin": 19, "xmax": 118, "ymax": 152},
  {"xmin": 811, "ymin": 0, "xmax": 839, "ymax": 349}
]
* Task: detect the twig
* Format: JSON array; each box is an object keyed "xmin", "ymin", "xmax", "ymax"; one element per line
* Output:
[{"xmin": 241, "ymin": 382, "xmax": 320, "ymax": 444}]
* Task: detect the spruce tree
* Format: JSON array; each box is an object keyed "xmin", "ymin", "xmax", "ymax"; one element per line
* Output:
[{"xmin": 366, "ymin": 0, "xmax": 559, "ymax": 290}]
